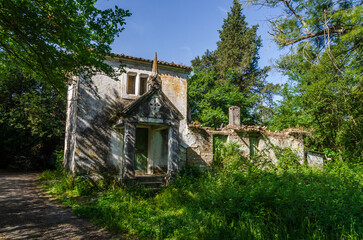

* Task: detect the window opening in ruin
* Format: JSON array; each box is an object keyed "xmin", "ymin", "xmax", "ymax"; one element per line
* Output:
[
  {"xmin": 249, "ymin": 136, "xmax": 259, "ymax": 156},
  {"xmin": 140, "ymin": 75, "xmax": 148, "ymax": 95},
  {"xmin": 127, "ymin": 74, "xmax": 136, "ymax": 94},
  {"xmin": 213, "ymin": 135, "xmax": 228, "ymax": 166}
]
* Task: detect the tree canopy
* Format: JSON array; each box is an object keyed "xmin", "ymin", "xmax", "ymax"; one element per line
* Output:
[
  {"xmin": 0, "ymin": 0, "xmax": 131, "ymax": 92},
  {"xmin": 249, "ymin": 0, "xmax": 362, "ymax": 47},
  {"xmin": 251, "ymin": 0, "xmax": 362, "ymax": 160},
  {"xmin": 0, "ymin": 0, "xmax": 130, "ymax": 169},
  {"xmin": 189, "ymin": 0, "xmax": 275, "ymax": 127}
]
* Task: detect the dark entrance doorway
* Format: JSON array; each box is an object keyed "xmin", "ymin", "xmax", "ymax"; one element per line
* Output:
[{"xmin": 135, "ymin": 128, "xmax": 148, "ymax": 175}]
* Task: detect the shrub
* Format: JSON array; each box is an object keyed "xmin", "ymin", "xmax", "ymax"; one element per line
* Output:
[{"xmin": 40, "ymin": 143, "xmax": 362, "ymax": 239}]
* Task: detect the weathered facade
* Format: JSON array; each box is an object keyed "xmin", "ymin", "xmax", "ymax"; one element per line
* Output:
[
  {"xmin": 64, "ymin": 53, "xmax": 322, "ymax": 182},
  {"xmin": 185, "ymin": 107, "xmax": 307, "ymax": 168},
  {"xmin": 64, "ymin": 53, "xmax": 191, "ymax": 181}
]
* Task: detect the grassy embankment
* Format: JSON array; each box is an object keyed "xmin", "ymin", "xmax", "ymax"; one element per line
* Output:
[{"xmin": 39, "ymin": 145, "xmax": 362, "ymax": 239}]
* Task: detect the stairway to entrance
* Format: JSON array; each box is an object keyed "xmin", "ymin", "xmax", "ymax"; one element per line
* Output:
[{"xmin": 133, "ymin": 175, "xmax": 166, "ymax": 190}]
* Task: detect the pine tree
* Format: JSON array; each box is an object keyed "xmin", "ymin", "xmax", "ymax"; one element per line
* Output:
[
  {"xmin": 189, "ymin": 0, "xmax": 275, "ymax": 127},
  {"xmin": 215, "ymin": 0, "xmax": 267, "ymax": 93}
]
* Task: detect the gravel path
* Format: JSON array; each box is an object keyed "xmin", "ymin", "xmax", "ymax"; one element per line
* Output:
[{"xmin": 0, "ymin": 170, "xmax": 125, "ymax": 240}]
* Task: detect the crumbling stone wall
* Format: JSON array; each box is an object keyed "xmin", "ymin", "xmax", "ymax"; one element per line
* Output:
[
  {"xmin": 185, "ymin": 107, "xmax": 307, "ymax": 167},
  {"xmin": 185, "ymin": 125, "xmax": 306, "ymax": 167},
  {"xmin": 184, "ymin": 127, "xmax": 214, "ymax": 169}
]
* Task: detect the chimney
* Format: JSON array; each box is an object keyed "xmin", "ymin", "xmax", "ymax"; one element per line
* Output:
[
  {"xmin": 229, "ymin": 106, "xmax": 240, "ymax": 127},
  {"xmin": 152, "ymin": 52, "xmax": 158, "ymax": 75}
]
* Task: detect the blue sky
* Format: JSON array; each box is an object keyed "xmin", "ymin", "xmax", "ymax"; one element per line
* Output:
[{"xmin": 96, "ymin": 0, "xmax": 289, "ymax": 85}]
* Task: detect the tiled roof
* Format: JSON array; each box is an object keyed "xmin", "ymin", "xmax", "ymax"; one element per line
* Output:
[{"xmin": 110, "ymin": 53, "xmax": 192, "ymax": 71}]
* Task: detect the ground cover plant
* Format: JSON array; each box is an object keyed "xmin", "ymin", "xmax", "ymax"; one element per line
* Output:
[{"xmin": 39, "ymin": 147, "xmax": 362, "ymax": 239}]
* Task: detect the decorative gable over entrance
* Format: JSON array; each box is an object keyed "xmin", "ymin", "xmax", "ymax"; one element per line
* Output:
[
  {"xmin": 115, "ymin": 55, "xmax": 183, "ymax": 181},
  {"xmin": 120, "ymin": 85, "xmax": 183, "ymax": 125},
  {"xmin": 63, "ymin": 51, "xmax": 191, "ymax": 182}
]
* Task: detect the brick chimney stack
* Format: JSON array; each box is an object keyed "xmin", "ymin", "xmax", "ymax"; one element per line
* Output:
[{"xmin": 229, "ymin": 106, "xmax": 241, "ymax": 127}]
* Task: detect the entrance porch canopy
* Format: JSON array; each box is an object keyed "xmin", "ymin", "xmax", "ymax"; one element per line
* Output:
[{"xmin": 115, "ymin": 87, "xmax": 183, "ymax": 180}]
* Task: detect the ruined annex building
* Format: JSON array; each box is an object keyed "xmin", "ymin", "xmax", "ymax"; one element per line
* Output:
[{"xmin": 64, "ymin": 53, "xmax": 322, "ymax": 183}]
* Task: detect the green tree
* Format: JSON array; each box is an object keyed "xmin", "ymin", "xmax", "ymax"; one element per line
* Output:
[
  {"xmin": 188, "ymin": 70, "xmax": 257, "ymax": 128},
  {"xmin": 0, "ymin": 1, "xmax": 131, "ymax": 168},
  {"xmin": 251, "ymin": 0, "xmax": 362, "ymax": 160},
  {"xmin": 0, "ymin": 0, "xmax": 131, "ymax": 92},
  {"xmin": 189, "ymin": 0, "xmax": 274, "ymax": 127},
  {"xmin": 0, "ymin": 66, "xmax": 66, "ymax": 169}
]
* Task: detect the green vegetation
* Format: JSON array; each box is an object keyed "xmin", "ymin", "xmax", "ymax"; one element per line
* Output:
[
  {"xmin": 188, "ymin": 0, "xmax": 277, "ymax": 128},
  {"xmin": 0, "ymin": 1, "xmax": 130, "ymax": 169},
  {"xmin": 0, "ymin": 68, "xmax": 65, "ymax": 169},
  {"xmin": 250, "ymin": 0, "xmax": 362, "ymax": 160},
  {"xmin": 40, "ymin": 147, "xmax": 362, "ymax": 239},
  {"xmin": 0, "ymin": 0, "xmax": 130, "ymax": 91}
]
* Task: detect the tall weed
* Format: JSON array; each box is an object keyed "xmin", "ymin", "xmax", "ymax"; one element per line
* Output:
[{"xmin": 40, "ymin": 143, "xmax": 362, "ymax": 239}]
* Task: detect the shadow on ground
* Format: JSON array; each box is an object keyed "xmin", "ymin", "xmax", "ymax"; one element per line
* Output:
[{"xmin": 0, "ymin": 170, "xmax": 127, "ymax": 240}]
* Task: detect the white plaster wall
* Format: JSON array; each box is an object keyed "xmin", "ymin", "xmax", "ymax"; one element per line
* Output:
[
  {"xmin": 150, "ymin": 129, "xmax": 169, "ymax": 170},
  {"xmin": 73, "ymin": 61, "xmax": 125, "ymax": 174},
  {"xmin": 70, "ymin": 57, "xmax": 191, "ymax": 174},
  {"xmin": 119, "ymin": 58, "xmax": 190, "ymax": 168},
  {"xmin": 307, "ymin": 152, "xmax": 324, "ymax": 168},
  {"xmin": 228, "ymin": 133, "xmax": 251, "ymax": 156},
  {"xmin": 77, "ymin": 61, "xmax": 123, "ymax": 132},
  {"xmin": 63, "ymin": 78, "xmax": 79, "ymax": 173},
  {"xmin": 185, "ymin": 129, "xmax": 305, "ymax": 167},
  {"xmin": 260, "ymin": 136, "xmax": 305, "ymax": 164},
  {"xmin": 109, "ymin": 128, "xmax": 124, "ymax": 173}
]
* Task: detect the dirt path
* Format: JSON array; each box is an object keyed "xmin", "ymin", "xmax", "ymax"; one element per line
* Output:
[{"xmin": 0, "ymin": 170, "xmax": 122, "ymax": 240}]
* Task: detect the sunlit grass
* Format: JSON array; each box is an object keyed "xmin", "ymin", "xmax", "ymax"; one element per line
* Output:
[{"xmin": 39, "ymin": 146, "xmax": 362, "ymax": 239}]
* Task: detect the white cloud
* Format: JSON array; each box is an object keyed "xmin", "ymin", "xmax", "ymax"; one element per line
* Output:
[
  {"xmin": 218, "ymin": 6, "xmax": 228, "ymax": 14},
  {"xmin": 181, "ymin": 46, "xmax": 192, "ymax": 54},
  {"xmin": 129, "ymin": 21, "xmax": 145, "ymax": 34}
]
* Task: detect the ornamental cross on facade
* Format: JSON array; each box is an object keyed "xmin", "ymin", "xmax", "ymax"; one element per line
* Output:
[{"xmin": 149, "ymin": 96, "xmax": 161, "ymax": 118}]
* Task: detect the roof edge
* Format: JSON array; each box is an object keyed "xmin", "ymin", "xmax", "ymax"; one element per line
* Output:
[{"xmin": 108, "ymin": 53, "xmax": 192, "ymax": 72}]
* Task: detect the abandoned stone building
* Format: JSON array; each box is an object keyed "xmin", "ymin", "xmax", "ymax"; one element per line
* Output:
[{"xmin": 64, "ymin": 53, "xmax": 322, "ymax": 183}]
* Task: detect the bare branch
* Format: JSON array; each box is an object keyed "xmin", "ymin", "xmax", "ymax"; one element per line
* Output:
[
  {"xmin": 282, "ymin": 0, "xmax": 311, "ymax": 34},
  {"xmin": 280, "ymin": 28, "xmax": 346, "ymax": 46},
  {"xmin": 268, "ymin": 20, "xmax": 283, "ymax": 34}
]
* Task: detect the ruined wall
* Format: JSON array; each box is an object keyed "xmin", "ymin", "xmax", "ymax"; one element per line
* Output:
[
  {"xmin": 306, "ymin": 151, "xmax": 325, "ymax": 168},
  {"xmin": 185, "ymin": 125, "xmax": 306, "ymax": 167},
  {"xmin": 184, "ymin": 128, "xmax": 214, "ymax": 169}
]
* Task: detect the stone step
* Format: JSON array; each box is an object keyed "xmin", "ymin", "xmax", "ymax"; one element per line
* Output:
[
  {"xmin": 139, "ymin": 182, "xmax": 164, "ymax": 189},
  {"xmin": 132, "ymin": 175, "xmax": 166, "ymax": 190},
  {"xmin": 134, "ymin": 175, "xmax": 166, "ymax": 183}
]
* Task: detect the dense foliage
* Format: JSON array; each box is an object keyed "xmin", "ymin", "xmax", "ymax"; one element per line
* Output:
[
  {"xmin": 0, "ymin": 1, "xmax": 130, "ymax": 169},
  {"xmin": 250, "ymin": 0, "xmax": 362, "ymax": 160},
  {"xmin": 188, "ymin": 0, "xmax": 276, "ymax": 128},
  {"xmin": 0, "ymin": 0, "xmax": 130, "ymax": 91},
  {"xmin": 0, "ymin": 67, "xmax": 65, "ymax": 169},
  {"xmin": 40, "ymin": 146, "xmax": 362, "ymax": 239}
]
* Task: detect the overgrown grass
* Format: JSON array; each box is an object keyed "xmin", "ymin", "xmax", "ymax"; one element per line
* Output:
[{"xmin": 39, "ymin": 145, "xmax": 362, "ymax": 239}]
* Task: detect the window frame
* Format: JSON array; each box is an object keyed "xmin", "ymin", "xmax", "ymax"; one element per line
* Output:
[{"xmin": 126, "ymin": 72, "xmax": 137, "ymax": 95}]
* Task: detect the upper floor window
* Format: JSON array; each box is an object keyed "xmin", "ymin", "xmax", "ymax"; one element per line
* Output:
[
  {"xmin": 127, "ymin": 73, "xmax": 136, "ymax": 95},
  {"xmin": 125, "ymin": 72, "xmax": 148, "ymax": 96},
  {"xmin": 140, "ymin": 75, "xmax": 148, "ymax": 95}
]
